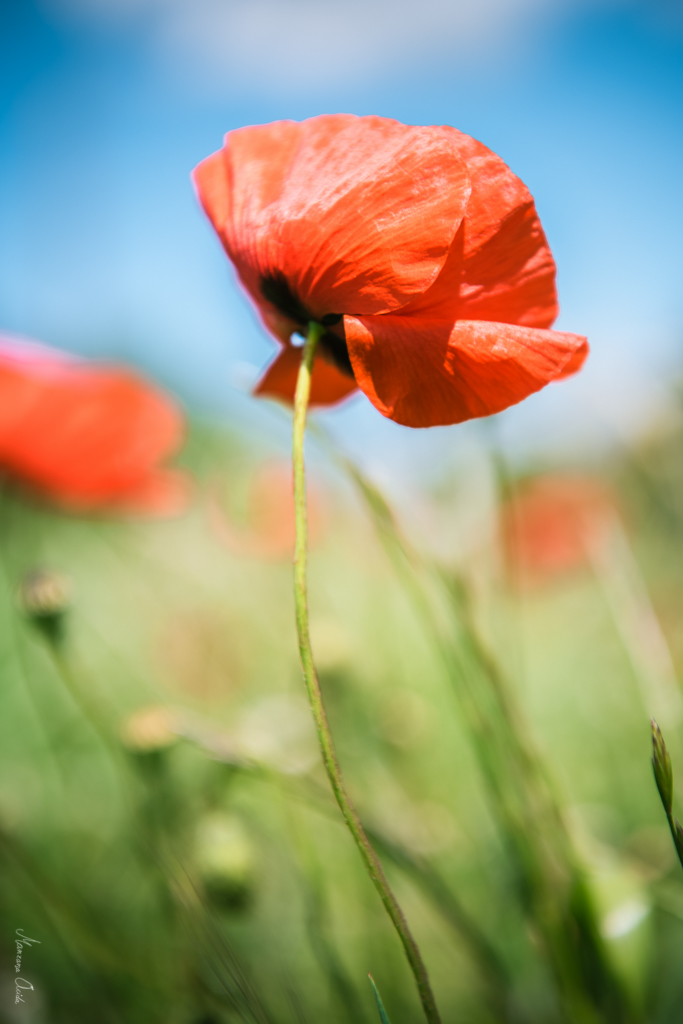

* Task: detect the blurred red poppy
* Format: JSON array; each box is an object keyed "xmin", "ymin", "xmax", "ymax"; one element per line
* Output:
[
  {"xmin": 209, "ymin": 460, "xmax": 324, "ymax": 560},
  {"xmin": 504, "ymin": 475, "xmax": 614, "ymax": 581},
  {"xmin": 194, "ymin": 114, "xmax": 588, "ymax": 428},
  {"xmin": 0, "ymin": 333, "xmax": 188, "ymax": 513}
]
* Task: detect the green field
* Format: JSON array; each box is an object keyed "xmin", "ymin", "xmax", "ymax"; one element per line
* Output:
[{"xmin": 3, "ymin": 412, "xmax": 683, "ymax": 1024}]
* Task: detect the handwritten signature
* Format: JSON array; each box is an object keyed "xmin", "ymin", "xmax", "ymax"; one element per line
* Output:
[{"xmin": 14, "ymin": 928, "xmax": 40, "ymax": 1004}]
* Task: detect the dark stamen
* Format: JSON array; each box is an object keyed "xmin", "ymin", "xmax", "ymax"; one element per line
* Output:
[
  {"xmin": 260, "ymin": 273, "xmax": 352, "ymax": 377},
  {"xmin": 319, "ymin": 331, "xmax": 354, "ymax": 378},
  {"xmin": 261, "ymin": 274, "xmax": 309, "ymax": 325}
]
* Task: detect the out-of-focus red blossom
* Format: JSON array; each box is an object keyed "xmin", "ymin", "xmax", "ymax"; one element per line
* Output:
[
  {"xmin": 193, "ymin": 114, "xmax": 588, "ymax": 428},
  {"xmin": 0, "ymin": 333, "xmax": 188, "ymax": 514},
  {"xmin": 504, "ymin": 475, "xmax": 615, "ymax": 581},
  {"xmin": 209, "ymin": 460, "xmax": 324, "ymax": 560}
]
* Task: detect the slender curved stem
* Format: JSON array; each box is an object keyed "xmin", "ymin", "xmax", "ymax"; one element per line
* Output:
[{"xmin": 292, "ymin": 321, "xmax": 441, "ymax": 1024}]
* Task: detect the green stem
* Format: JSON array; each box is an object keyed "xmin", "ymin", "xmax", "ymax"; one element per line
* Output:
[{"xmin": 292, "ymin": 321, "xmax": 441, "ymax": 1024}]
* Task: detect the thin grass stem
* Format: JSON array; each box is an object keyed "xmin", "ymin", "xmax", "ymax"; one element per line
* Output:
[{"xmin": 292, "ymin": 321, "xmax": 441, "ymax": 1024}]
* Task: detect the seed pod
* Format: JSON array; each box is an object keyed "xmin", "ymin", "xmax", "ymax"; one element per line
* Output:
[{"xmin": 18, "ymin": 568, "xmax": 70, "ymax": 646}]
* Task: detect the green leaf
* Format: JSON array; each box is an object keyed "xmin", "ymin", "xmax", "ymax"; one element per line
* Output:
[{"xmin": 368, "ymin": 974, "xmax": 392, "ymax": 1024}]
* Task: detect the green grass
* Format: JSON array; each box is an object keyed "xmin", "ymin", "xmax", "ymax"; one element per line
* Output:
[{"xmin": 2, "ymin": 416, "xmax": 683, "ymax": 1022}]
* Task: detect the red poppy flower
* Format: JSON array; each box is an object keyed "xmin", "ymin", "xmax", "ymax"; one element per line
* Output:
[
  {"xmin": 208, "ymin": 459, "xmax": 325, "ymax": 560},
  {"xmin": 193, "ymin": 114, "xmax": 587, "ymax": 428},
  {"xmin": 504, "ymin": 475, "xmax": 613, "ymax": 581},
  {"xmin": 0, "ymin": 333, "xmax": 188, "ymax": 513}
]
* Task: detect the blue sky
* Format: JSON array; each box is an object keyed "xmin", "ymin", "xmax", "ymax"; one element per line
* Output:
[{"xmin": 1, "ymin": 0, "xmax": 682, "ymax": 475}]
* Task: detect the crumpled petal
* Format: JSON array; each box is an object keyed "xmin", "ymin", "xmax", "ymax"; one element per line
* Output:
[
  {"xmin": 195, "ymin": 116, "xmax": 588, "ymax": 429},
  {"xmin": 399, "ymin": 131, "xmax": 558, "ymax": 328},
  {"xmin": 344, "ymin": 315, "xmax": 588, "ymax": 427},
  {"xmin": 193, "ymin": 115, "xmax": 471, "ymax": 321},
  {"xmin": 254, "ymin": 343, "xmax": 358, "ymax": 407},
  {"xmin": 0, "ymin": 336, "xmax": 186, "ymax": 510}
]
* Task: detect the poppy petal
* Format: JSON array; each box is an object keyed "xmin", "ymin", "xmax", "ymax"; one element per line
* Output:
[
  {"xmin": 194, "ymin": 115, "xmax": 471, "ymax": 321},
  {"xmin": 554, "ymin": 345, "xmax": 588, "ymax": 379},
  {"xmin": 344, "ymin": 315, "xmax": 588, "ymax": 427},
  {"xmin": 194, "ymin": 152, "xmax": 300, "ymax": 346},
  {"xmin": 399, "ymin": 131, "xmax": 558, "ymax": 329},
  {"xmin": 254, "ymin": 343, "xmax": 358, "ymax": 408},
  {"xmin": 193, "ymin": 148, "xmax": 232, "ymax": 236}
]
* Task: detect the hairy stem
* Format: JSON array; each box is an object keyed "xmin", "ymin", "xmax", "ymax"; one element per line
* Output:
[{"xmin": 292, "ymin": 321, "xmax": 441, "ymax": 1024}]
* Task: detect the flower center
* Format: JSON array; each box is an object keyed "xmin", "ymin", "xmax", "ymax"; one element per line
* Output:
[{"xmin": 261, "ymin": 274, "xmax": 353, "ymax": 378}]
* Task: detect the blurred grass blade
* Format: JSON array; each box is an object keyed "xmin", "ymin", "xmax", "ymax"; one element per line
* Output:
[
  {"xmin": 254, "ymin": 765, "xmax": 507, "ymax": 1019},
  {"xmin": 364, "ymin": 824, "xmax": 511, "ymax": 1018},
  {"xmin": 651, "ymin": 718, "xmax": 683, "ymax": 870},
  {"xmin": 368, "ymin": 975, "xmax": 392, "ymax": 1024},
  {"xmin": 320, "ymin": 435, "xmax": 630, "ymax": 1024},
  {"xmin": 588, "ymin": 513, "xmax": 683, "ymax": 728},
  {"xmin": 287, "ymin": 796, "xmax": 370, "ymax": 1023}
]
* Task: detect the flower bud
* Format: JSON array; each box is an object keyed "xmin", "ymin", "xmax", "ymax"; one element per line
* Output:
[
  {"xmin": 651, "ymin": 718, "xmax": 674, "ymax": 815},
  {"xmin": 121, "ymin": 705, "xmax": 178, "ymax": 754},
  {"xmin": 193, "ymin": 811, "xmax": 253, "ymax": 911},
  {"xmin": 18, "ymin": 568, "xmax": 70, "ymax": 646},
  {"xmin": 674, "ymin": 820, "xmax": 683, "ymax": 866}
]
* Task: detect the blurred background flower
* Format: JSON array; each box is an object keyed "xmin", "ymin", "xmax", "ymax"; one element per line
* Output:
[
  {"xmin": 0, "ymin": 332, "xmax": 188, "ymax": 513},
  {"xmin": 208, "ymin": 458, "xmax": 326, "ymax": 561},
  {"xmin": 503, "ymin": 473, "xmax": 614, "ymax": 582}
]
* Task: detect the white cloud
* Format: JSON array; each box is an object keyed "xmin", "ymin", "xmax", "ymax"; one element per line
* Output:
[{"xmin": 43, "ymin": 0, "xmax": 581, "ymax": 93}]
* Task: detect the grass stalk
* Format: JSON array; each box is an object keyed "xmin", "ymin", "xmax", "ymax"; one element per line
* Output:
[{"xmin": 292, "ymin": 321, "xmax": 441, "ymax": 1024}]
